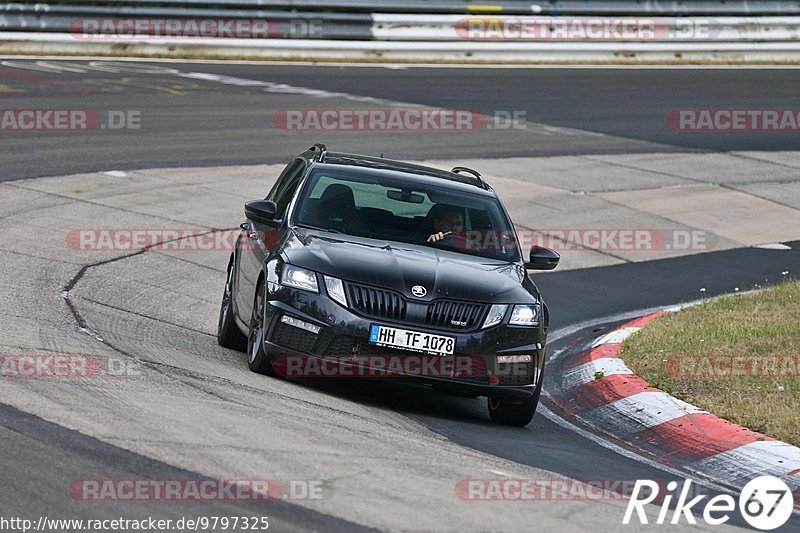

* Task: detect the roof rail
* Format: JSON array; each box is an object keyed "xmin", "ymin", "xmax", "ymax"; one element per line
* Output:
[
  {"xmin": 451, "ymin": 166, "xmax": 488, "ymax": 189},
  {"xmin": 309, "ymin": 143, "xmax": 328, "ymax": 163}
]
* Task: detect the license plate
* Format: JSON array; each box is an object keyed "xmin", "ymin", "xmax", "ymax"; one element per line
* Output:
[{"xmin": 369, "ymin": 324, "xmax": 456, "ymax": 356}]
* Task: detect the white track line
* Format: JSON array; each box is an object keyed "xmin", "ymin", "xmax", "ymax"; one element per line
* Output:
[
  {"xmin": 560, "ymin": 357, "xmax": 634, "ymax": 389},
  {"xmin": 4, "ymin": 55, "xmax": 800, "ymax": 68},
  {"xmin": 579, "ymin": 391, "xmax": 708, "ymax": 436},
  {"xmin": 692, "ymin": 441, "xmax": 800, "ymax": 487},
  {"xmin": 591, "ymin": 326, "xmax": 640, "ymax": 347},
  {"xmin": 539, "ymin": 405, "xmax": 741, "ymax": 497}
]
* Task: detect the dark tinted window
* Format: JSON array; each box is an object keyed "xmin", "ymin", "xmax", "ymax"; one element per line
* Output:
[
  {"xmin": 267, "ymin": 160, "xmax": 298, "ymax": 200},
  {"xmin": 294, "ymin": 169, "xmax": 520, "ymax": 262},
  {"xmin": 272, "ymin": 160, "xmax": 306, "ymax": 220}
]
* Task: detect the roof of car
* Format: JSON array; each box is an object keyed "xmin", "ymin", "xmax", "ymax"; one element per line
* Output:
[{"xmin": 318, "ymin": 152, "xmax": 493, "ymax": 193}]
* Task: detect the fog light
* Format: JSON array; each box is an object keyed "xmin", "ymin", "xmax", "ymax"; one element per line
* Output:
[
  {"xmin": 280, "ymin": 315, "xmax": 321, "ymax": 334},
  {"xmin": 497, "ymin": 354, "xmax": 532, "ymax": 364}
]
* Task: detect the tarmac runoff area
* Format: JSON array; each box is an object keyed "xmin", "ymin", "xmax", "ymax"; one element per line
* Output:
[{"xmin": 1, "ymin": 150, "xmax": 799, "ymax": 530}]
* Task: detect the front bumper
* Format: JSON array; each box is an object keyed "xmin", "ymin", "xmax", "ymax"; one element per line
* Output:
[{"xmin": 261, "ymin": 284, "xmax": 547, "ymax": 400}]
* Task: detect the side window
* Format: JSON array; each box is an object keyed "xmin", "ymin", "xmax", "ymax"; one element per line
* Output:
[
  {"xmin": 273, "ymin": 161, "xmax": 306, "ymax": 220},
  {"xmin": 266, "ymin": 160, "xmax": 299, "ymax": 201}
]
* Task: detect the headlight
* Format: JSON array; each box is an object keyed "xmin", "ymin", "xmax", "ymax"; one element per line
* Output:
[
  {"xmin": 509, "ymin": 304, "xmax": 540, "ymax": 326},
  {"xmin": 281, "ymin": 265, "xmax": 319, "ymax": 293},
  {"xmin": 482, "ymin": 304, "xmax": 508, "ymax": 329},
  {"xmin": 324, "ymin": 275, "xmax": 347, "ymax": 307}
]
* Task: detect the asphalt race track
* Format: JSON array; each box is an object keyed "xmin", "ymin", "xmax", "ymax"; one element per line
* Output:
[
  {"xmin": 1, "ymin": 59, "xmax": 799, "ymax": 531},
  {"xmin": 3, "ymin": 61, "xmax": 800, "ymax": 180}
]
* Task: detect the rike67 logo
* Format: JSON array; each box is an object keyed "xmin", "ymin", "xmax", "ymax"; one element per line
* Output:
[{"xmin": 624, "ymin": 477, "xmax": 795, "ymax": 530}]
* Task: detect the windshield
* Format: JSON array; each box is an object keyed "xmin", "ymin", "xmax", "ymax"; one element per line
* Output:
[{"xmin": 293, "ymin": 168, "xmax": 521, "ymax": 262}]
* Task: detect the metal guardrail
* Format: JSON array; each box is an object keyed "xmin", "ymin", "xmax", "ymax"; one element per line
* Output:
[
  {"xmin": 2, "ymin": 1, "xmax": 800, "ymax": 61},
  {"xmin": 4, "ymin": 4, "xmax": 800, "ymax": 43},
  {"xmin": 5, "ymin": 31, "xmax": 800, "ymax": 62},
  {"xmin": 0, "ymin": 4, "xmax": 373, "ymax": 39},
  {"xmin": 518, "ymin": 1, "xmax": 800, "ymax": 15},
  {"xmin": 4, "ymin": 1, "xmax": 800, "ymax": 15},
  {"xmin": 372, "ymin": 15, "xmax": 800, "ymax": 42}
]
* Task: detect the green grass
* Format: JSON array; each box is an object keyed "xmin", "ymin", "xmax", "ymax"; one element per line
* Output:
[{"xmin": 620, "ymin": 280, "xmax": 800, "ymax": 446}]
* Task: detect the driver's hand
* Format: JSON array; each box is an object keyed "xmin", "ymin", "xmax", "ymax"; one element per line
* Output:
[{"xmin": 427, "ymin": 232, "xmax": 445, "ymax": 242}]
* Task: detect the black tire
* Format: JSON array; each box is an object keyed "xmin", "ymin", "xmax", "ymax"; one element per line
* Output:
[
  {"xmin": 217, "ymin": 258, "xmax": 247, "ymax": 352},
  {"xmin": 247, "ymin": 278, "xmax": 275, "ymax": 376},
  {"xmin": 487, "ymin": 369, "xmax": 544, "ymax": 427}
]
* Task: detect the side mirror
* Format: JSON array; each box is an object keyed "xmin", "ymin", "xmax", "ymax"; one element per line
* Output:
[
  {"xmin": 526, "ymin": 245, "xmax": 560, "ymax": 270},
  {"xmin": 244, "ymin": 200, "xmax": 278, "ymax": 226}
]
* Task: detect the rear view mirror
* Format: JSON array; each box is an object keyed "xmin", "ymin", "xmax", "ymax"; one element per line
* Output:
[
  {"xmin": 244, "ymin": 200, "xmax": 278, "ymax": 225},
  {"xmin": 526, "ymin": 246, "xmax": 560, "ymax": 270},
  {"xmin": 387, "ymin": 189, "xmax": 424, "ymax": 203}
]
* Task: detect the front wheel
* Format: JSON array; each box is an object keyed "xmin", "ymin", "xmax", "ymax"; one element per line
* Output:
[
  {"xmin": 247, "ymin": 278, "xmax": 275, "ymax": 376},
  {"xmin": 487, "ymin": 371, "xmax": 543, "ymax": 427}
]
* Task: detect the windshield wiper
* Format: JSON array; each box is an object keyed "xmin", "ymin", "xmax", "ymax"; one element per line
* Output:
[{"xmin": 296, "ymin": 223, "xmax": 342, "ymax": 234}]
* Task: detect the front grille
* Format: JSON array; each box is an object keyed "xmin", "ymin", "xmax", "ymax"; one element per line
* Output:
[
  {"xmin": 345, "ymin": 282, "xmax": 488, "ymax": 332},
  {"xmin": 496, "ymin": 363, "xmax": 534, "ymax": 385},
  {"xmin": 325, "ymin": 335, "xmax": 409, "ymax": 357},
  {"xmin": 270, "ymin": 321, "xmax": 317, "ymax": 353},
  {"xmin": 347, "ymin": 283, "xmax": 406, "ymax": 322},
  {"xmin": 426, "ymin": 300, "xmax": 486, "ymax": 330}
]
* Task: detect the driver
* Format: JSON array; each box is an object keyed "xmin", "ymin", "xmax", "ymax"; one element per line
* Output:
[{"xmin": 426, "ymin": 204, "xmax": 465, "ymax": 243}]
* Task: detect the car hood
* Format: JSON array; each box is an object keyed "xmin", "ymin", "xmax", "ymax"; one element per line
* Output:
[{"xmin": 283, "ymin": 227, "xmax": 538, "ymax": 303}]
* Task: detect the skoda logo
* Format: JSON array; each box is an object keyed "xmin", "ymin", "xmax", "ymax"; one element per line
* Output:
[{"xmin": 411, "ymin": 285, "xmax": 427, "ymax": 298}]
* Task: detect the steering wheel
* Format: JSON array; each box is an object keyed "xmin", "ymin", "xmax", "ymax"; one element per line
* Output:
[
  {"xmin": 432, "ymin": 233, "xmax": 469, "ymax": 249},
  {"xmin": 444, "ymin": 233, "xmax": 468, "ymax": 245}
]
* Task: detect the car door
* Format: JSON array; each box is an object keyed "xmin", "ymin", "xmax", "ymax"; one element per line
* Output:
[{"xmin": 235, "ymin": 159, "xmax": 307, "ymax": 321}]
